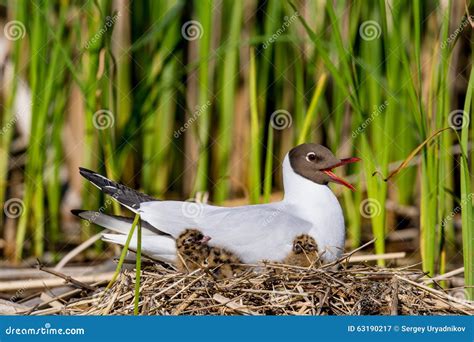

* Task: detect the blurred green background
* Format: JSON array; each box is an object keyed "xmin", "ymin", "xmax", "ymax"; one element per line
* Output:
[{"xmin": 0, "ymin": 0, "xmax": 473, "ymax": 298}]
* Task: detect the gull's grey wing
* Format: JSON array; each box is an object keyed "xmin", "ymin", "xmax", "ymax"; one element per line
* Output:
[{"xmin": 139, "ymin": 201, "xmax": 313, "ymax": 263}]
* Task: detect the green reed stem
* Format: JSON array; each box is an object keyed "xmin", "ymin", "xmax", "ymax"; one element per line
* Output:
[
  {"xmin": 192, "ymin": 0, "xmax": 213, "ymax": 195},
  {"xmin": 107, "ymin": 213, "xmax": 140, "ymax": 289},
  {"xmin": 460, "ymin": 64, "xmax": 474, "ymax": 299},
  {"xmin": 249, "ymin": 48, "xmax": 261, "ymax": 204},
  {"xmin": 134, "ymin": 216, "xmax": 142, "ymax": 315},
  {"xmin": 298, "ymin": 73, "xmax": 327, "ymax": 145}
]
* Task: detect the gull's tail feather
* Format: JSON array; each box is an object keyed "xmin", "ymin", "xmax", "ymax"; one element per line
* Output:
[
  {"xmin": 72, "ymin": 210, "xmax": 177, "ymax": 264},
  {"xmin": 71, "ymin": 210, "xmax": 169, "ymax": 237},
  {"xmin": 78, "ymin": 167, "xmax": 156, "ymax": 211},
  {"xmin": 102, "ymin": 234, "xmax": 177, "ymax": 265}
]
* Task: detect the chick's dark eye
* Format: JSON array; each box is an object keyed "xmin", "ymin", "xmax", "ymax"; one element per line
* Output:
[
  {"xmin": 197, "ymin": 233, "xmax": 203, "ymax": 241},
  {"xmin": 306, "ymin": 152, "xmax": 317, "ymax": 162}
]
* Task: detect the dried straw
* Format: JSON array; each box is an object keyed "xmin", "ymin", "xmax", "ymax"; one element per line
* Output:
[{"xmin": 41, "ymin": 262, "xmax": 474, "ymax": 316}]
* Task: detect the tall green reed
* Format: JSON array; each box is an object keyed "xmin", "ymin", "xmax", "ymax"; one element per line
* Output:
[
  {"xmin": 16, "ymin": 1, "xmax": 68, "ymax": 260},
  {"xmin": 214, "ymin": 0, "xmax": 243, "ymax": 203},
  {"xmin": 192, "ymin": 0, "xmax": 214, "ymax": 197},
  {"xmin": 460, "ymin": 64, "xmax": 474, "ymax": 299},
  {"xmin": 0, "ymin": 0, "xmax": 25, "ymax": 235},
  {"xmin": 140, "ymin": 0, "xmax": 182, "ymax": 196}
]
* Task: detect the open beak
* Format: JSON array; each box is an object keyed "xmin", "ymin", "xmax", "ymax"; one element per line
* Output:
[
  {"xmin": 199, "ymin": 235, "xmax": 212, "ymax": 244},
  {"xmin": 321, "ymin": 157, "xmax": 361, "ymax": 191}
]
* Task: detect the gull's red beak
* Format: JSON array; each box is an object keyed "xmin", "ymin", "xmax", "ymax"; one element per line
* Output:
[{"xmin": 322, "ymin": 157, "xmax": 361, "ymax": 191}]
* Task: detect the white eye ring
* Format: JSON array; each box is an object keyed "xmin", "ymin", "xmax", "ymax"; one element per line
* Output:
[{"xmin": 306, "ymin": 152, "xmax": 317, "ymax": 162}]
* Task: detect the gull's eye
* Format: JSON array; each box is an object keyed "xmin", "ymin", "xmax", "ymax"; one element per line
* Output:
[
  {"xmin": 196, "ymin": 233, "xmax": 204, "ymax": 241},
  {"xmin": 306, "ymin": 152, "xmax": 317, "ymax": 162}
]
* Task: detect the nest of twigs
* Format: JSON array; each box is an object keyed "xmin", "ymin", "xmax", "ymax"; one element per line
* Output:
[{"xmin": 57, "ymin": 262, "xmax": 474, "ymax": 315}]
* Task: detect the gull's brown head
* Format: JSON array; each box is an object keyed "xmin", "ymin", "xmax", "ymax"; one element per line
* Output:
[{"xmin": 288, "ymin": 143, "xmax": 360, "ymax": 191}]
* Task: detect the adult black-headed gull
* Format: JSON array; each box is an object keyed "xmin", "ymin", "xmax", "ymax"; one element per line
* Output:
[{"xmin": 73, "ymin": 143, "xmax": 359, "ymax": 265}]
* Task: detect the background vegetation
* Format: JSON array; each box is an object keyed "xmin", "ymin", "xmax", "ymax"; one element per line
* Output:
[{"xmin": 0, "ymin": 0, "xmax": 473, "ymax": 299}]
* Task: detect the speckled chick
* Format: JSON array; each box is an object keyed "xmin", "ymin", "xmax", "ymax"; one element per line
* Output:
[
  {"xmin": 176, "ymin": 229, "xmax": 245, "ymax": 279},
  {"xmin": 176, "ymin": 229, "xmax": 211, "ymax": 272},
  {"xmin": 207, "ymin": 245, "xmax": 246, "ymax": 280},
  {"xmin": 284, "ymin": 234, "xmax": 320, "ymax": 267}
]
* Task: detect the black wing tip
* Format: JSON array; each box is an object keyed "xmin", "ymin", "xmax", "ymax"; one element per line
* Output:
[
  {"xmin": 78, "ymin": 166, "xmax": 156, "ymax": 209},
  {"xmin": 78, "ymin": 167, "xmax": 97, "ymax": 179},
  {"xmin": 79, "ymin": 167, "xmax": 112, "ymax": 189},
  {"xmin": 78, "ymin": 166, "xmax": 94, "ymax": 174},
  {"xmin": 71, "ymin": 209, "xmax": 88, "ymax": 217}
]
